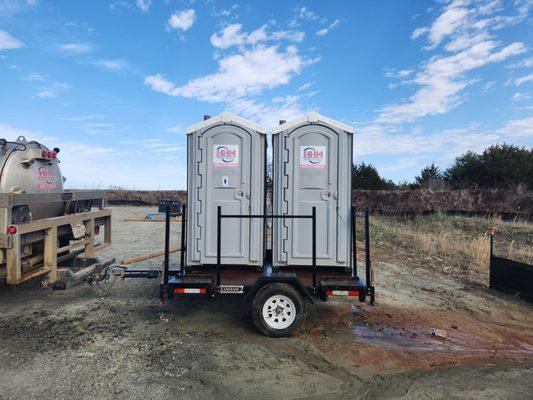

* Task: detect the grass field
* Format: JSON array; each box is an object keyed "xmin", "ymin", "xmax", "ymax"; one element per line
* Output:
[{"xmin": 356, "ymin": 213, "xmax": 533, "ymax": 286}]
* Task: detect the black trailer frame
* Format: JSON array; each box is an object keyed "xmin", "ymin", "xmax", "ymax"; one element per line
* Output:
[{"xmin": 128, "ymin": 204, "xmax": 376, "ymax": 305}]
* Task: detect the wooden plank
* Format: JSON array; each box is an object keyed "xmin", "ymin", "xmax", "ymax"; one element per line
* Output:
[
  {"xmin": 43, "ymin": 226, "xmax": 58, "ymax": 284},
  {"xmin": 84, "ymin": 218, "xmax": 95, "ymax": 257},
  {"xmin": 104, "ymin": 215, "xmax": 111, "ymax": 246},
  {"xmin": 16, "ymin": 209, "xmax": 111, "ymax": 234},
  {"xmin": 19, "ymin": 267, "xmax": 52, "ymax": 284},
  {"xmin": 122, "ymin": 246, "xmax": 181, "ymax": 265},
  {"xmin": 5, "ymin": 234, "xmax": 21, "ymax": 284},
  {"xmin": 57, "ymin": 239, "xmax": 90, "ymax": 253}
]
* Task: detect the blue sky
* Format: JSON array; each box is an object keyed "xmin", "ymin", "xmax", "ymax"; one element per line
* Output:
[{"xmin": 0, "ymin": 0, "xmax": 531, "ymax": 189}]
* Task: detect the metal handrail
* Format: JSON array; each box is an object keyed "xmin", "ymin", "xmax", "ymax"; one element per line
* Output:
[{"xmin": 216, "ymin": 206, "xmax": 317, "ymax": 290}]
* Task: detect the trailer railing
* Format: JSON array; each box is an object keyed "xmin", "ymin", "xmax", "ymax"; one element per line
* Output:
[
  {"xmin": 216, "ymin": 206, "xmax": 318, "ymax": 290},
  {"xmin": 351, "ymin": 207, "xmax": 374, "ymax": 302},
  {"xmin": 158, "ymin": 203, "xmax": 374, "ymax": 304}
]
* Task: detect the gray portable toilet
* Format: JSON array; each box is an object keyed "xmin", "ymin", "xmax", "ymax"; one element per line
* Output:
[
  {"xmin": 272, "ymin": 112, "xmax": 354, "ymax": 268},
  {"xmin": 186, "ymin": 112, "xmax": 267, "ymax": 267}
]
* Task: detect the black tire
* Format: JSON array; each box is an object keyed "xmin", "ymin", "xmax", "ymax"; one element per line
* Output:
[{"xmin": 252, "ymin": 283, "xmax": 307, "ymax": 337}]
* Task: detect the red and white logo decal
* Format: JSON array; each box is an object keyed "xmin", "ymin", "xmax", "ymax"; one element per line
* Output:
[
  {"xmin": 300, "ymin": 145, "xmax": 326, "ymax": 169},
  {"xmin": 37, "ymin": 167, "xmax": 58, "ymax": 190},
  {"xmin": 213, "ymin": 144, "xmax": 239, "ymax": 168}
]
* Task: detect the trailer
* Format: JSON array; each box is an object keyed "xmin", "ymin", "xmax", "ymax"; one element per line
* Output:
[
  {"xmin": 123, "ymin": 203, "xmax": 375, "ymax": 337},
  {"xmin": 117, "ymin": 113, "xmax": 375, "ymax": 337}
]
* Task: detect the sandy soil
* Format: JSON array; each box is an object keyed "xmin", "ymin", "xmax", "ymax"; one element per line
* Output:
[{"xmin": 0, "ymin": 206, "xmax": 532, "ymax": 400}]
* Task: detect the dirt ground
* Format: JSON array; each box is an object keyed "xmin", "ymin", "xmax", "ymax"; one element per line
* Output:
[{"xmin": 1, "ymin": 206, "xmax": 532, "ymax": 400}]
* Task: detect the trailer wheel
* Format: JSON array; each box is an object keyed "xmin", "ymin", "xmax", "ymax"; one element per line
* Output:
[{"xmin": 252, "ymin": 283, "xmax": 306, "ymax": 337}]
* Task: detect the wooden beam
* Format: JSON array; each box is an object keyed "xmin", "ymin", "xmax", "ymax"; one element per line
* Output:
[
  {"xmin": 84, "ymin": 218, "xmax": 95, "ymax": 257},
  {"xmin": 6, "ymin": 234, "xmax": 21, "ymax": 284},
  {"xmin": 122, "ymin": 246, "xmax": 181, "ymax": 265},
  {"xmin": 16, "ymin": 209, "xmax": 111, "ymax": 235},
  {"xmin": 43, "ymin": 226, "xmax": 58, "ymax": 284}
]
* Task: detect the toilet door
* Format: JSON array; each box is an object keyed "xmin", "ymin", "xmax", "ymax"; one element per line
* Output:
[
  {"xmin": 282, "ymin": 125, "xmax": 339, "ymax": 265},
  {"xmin": 197, "ymin": 125, "xmax": 251, "ymax": 264}
]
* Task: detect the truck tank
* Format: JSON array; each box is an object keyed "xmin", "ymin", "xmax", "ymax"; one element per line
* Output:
[{"xmin": 0, "ymin": 136, "xmax": 65, "ymax": 222}]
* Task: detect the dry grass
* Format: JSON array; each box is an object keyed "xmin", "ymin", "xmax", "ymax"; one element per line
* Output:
[{"xmin": 357, "ymin": 213, "xmax": 533, "ymax": 286}]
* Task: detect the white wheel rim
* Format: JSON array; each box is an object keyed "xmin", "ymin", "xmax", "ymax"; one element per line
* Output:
[{"xmin": 262, "ymin": 294, "xmax": 297, "ymax": 330}]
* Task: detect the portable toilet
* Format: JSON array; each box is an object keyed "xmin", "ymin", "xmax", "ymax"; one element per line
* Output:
[
  {"xmin": 186, "ymin": 112, "xmax": 267, "ymax": 267},
  {"xmin": 272, "ymin": 112, "xmax": 354, "ymax": 268}
]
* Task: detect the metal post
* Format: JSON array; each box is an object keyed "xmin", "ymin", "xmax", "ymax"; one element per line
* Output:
[
  {"xmin": 489, "ymin": 228, "xmax": 495, "ymax": 289},
  {"xmin": 312, "ymin": 207, "xmax": 317, "ymax": 290},
  {"xmin": 352, "ymin": 206, "xmax": 357, "ymax": 278},
  {"xmin": 161, "ymin": 205, "xmax": 171, "ymax": 302},
  {"xmin": 364, "ymin": 208, "xmax": 375, "ymax": 305},
  {"xmin": 489, "ymin": 232, "xmax": 494, "ymax": 259},
  {"xmin": 216, "ymin": 205, "xmax": 221, "ymax": 287},
  {"xmin": 180, "ymin": 204, "xmax": 186, "ymax": 274}
]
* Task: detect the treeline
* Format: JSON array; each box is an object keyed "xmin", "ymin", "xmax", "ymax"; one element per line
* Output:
[{"xmin": 354, "ymin": 144, "xmax": 533, "ymax": 190}]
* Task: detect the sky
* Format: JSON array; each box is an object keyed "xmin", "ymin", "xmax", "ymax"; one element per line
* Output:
[{"xmin": 0, "ymin": 0, "xmax": 531, "ymax": 189}]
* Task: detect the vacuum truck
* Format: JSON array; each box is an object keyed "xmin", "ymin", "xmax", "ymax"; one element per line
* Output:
[{"xmin": 0, "ymin": 136, "xmax": 111, "ymax": 286}]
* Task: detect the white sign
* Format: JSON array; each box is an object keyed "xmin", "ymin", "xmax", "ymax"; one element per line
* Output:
[
  {"xmin": 299, "ymin": 145, "xmax": 326, "ymax": 169},
  {"xmin": 213, "ymin": 144, "xmax": 239, "ymax": 168}
]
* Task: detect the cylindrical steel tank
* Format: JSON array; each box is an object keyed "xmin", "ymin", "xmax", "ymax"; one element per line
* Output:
[{"xmin": 0, "ymin": 135, "xmax": 65, "ymax": 222}]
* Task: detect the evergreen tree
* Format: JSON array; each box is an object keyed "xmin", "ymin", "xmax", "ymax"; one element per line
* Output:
[
  {"xmin": 445, "ymin": 144, "xmax": 532, "ymax": 189},
  {"xmin": 414, "ymin": 163, "xmax": 444, "ymax": 189},
  {"xmin": 352, "ymin": 163, "xmax": 396, "ymax": 190}
]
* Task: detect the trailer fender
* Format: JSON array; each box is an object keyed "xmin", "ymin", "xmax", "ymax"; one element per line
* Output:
[{"xmin": 244, "ymin": 274, "xmax": 314, "ymax": 304}]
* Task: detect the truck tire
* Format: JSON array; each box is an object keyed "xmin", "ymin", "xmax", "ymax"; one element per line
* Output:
[{"xmin": 252, "ymin": 283, "xmax": 306, "ymax": 337}]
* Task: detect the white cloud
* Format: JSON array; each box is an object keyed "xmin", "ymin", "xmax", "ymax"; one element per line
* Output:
[
  {"xmin": 298, "ymin": 82, "xmax": 312, "ymax": 91},
  {"xmin": 167, "ymin": 124, "xmax": 182, "ymax": 133},
  {"xmin": 227, "ymin": 96, "xmax": 304, "ymax": 127},
  {"xmin": 413, "ymin": 4, "xmax": 469, "ymax": 48},
  {"xmin": 0, "ymin": 29, "xmax": 23, "ymax": 50},
  {"xmin": 167, "ymin": 9, "xmax": 196, "ymax": 32},
  {"xmin": 377, "ymin": 0, "xmax": 527, "ymax": 125},
  {"xmin": 384, "ymin": 69, "xmax": 414, "ymax": 79},
  {"xmin": 512, "ymin": 91, "xmax": 531, "ymax": 101},
  {"xmin": 24, "ymin": 72, "xmax": 43, "ymax": 81},
  {"xmin": 508, "ymin": 56, "xmax": 533, "ymax": 69},
  {"xmin": 93, "ymin": 59, "xmax": 127, "ymax": 71},
  {"xmin": 58, "ymin": 43, "xmax": 93, "ymax": 54},
  {"xmin": 210, "ymin": 23, "xmax": 304, "ymax": 49},
  {"xmin": 297, "ymin": 6, "xmax": 319, "ymax": 21},
  {"xmin": 145, "ymin": 45, "xmax": 311, "ymax": 102},
  {"xmin": 356, "ymin": 123, "xmax": 501, "ymax": 161},
  {"xmin": 377, "ymin": 41, "xmax": 525, "ymax": 124},
  {"xmin": 35, "ymin": 82, "xmax": 71, "ymax": 98},
  {"xmin": 514, "ymin": 73, "xmax": 533, "ymax": 86},
  {"xmin": 499, "ymin": 117, "xmax": 533, "ymax": 137},
  {"xmin": 136, "ymin": 0, "xmax": 151, "ymax": 13},
  {"xmin": 315, "ymin": 18, "xmax": 341, "ymax": 37}
]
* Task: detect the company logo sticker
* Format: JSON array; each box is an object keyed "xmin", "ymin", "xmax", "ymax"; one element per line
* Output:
[
  {"xmin": 300, "ymin": 145, "xmax": 326, "ymax": 169},
  {"xmin": 213, "ymin": 144, "xmax": 239, "ymax": 168},
  {"xmin": 37, "ymin": 167, "xmax": 58, "ymax": 190}
]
